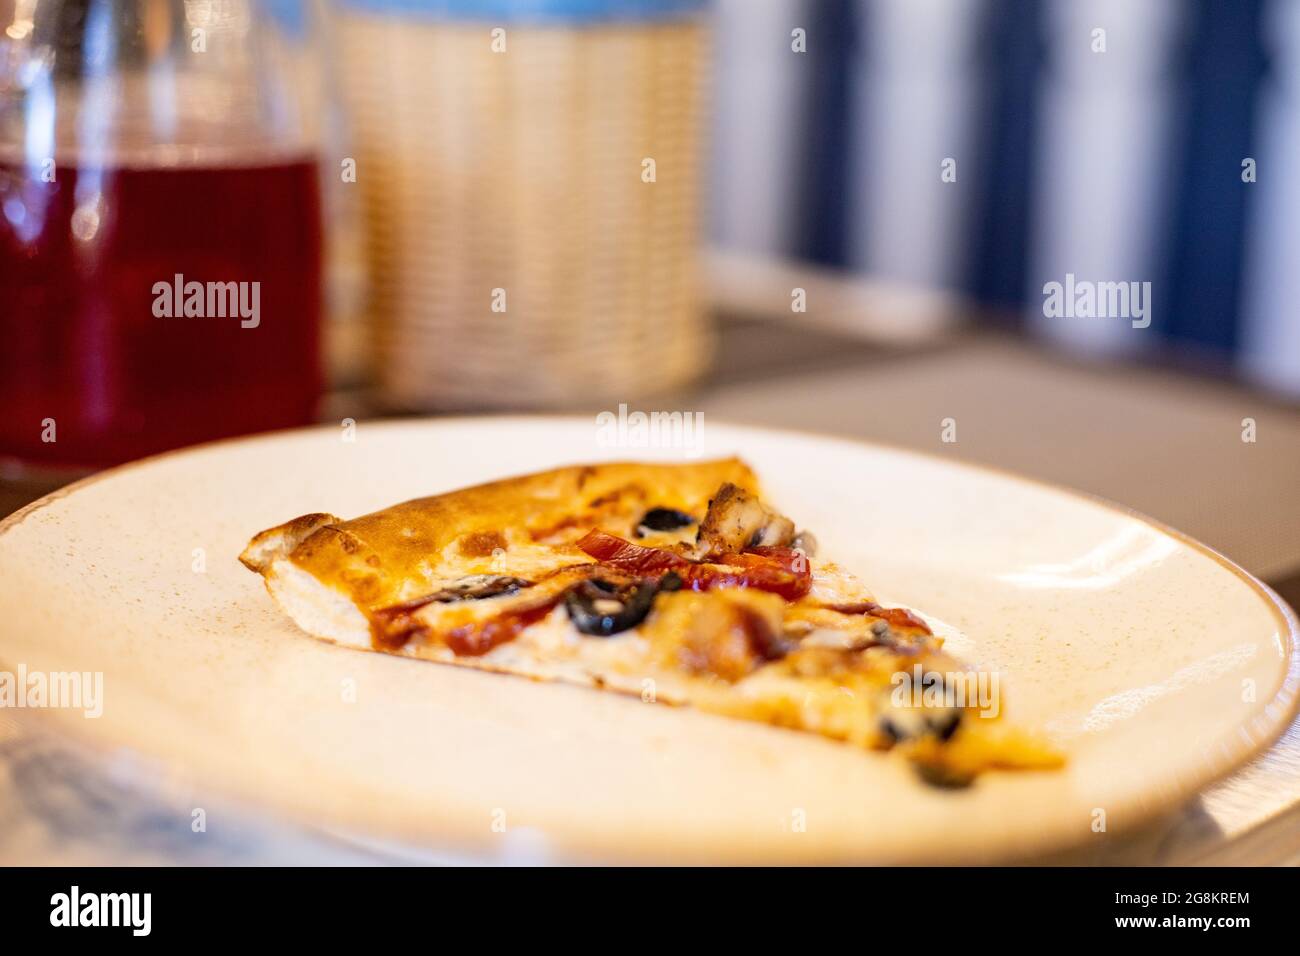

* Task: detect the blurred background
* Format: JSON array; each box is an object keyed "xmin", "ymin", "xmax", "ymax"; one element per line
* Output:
[
  {"xmin": 1, "ymin": 0, "xmax": 1299, "ymax": 597},
  {"xmin": 712, "ymin": 0, "xmax": 1298, "ymax": 386}
]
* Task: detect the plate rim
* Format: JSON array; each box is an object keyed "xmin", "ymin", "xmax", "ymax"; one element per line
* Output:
[{"xmin": 2, "ymin": 414, "xmax": 1297, "ymax": 862}]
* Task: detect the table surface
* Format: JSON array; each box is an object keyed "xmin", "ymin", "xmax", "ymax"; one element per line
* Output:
[{"xmin": 3, "ymin": 316, "xmax": 1299, "ymax": 865}]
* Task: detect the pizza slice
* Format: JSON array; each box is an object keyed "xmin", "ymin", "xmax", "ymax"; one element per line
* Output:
[{"xmin": 240, "ymin": 458, "xmax": 1061, "ymax": 785}]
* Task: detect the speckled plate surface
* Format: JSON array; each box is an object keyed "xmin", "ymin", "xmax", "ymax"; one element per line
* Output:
[{"xmin": 0, "ymin": 417, "xmax": 1296, "ymax": 864}]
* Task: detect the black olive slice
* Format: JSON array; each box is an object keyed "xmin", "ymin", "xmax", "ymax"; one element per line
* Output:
[
  {"xmin": 879, "ymin": 707, "xmax": 963, "ymax": 745},
  {"xmin": 635, "ymin": 507, "xmax": 696, "ymax": 537},
  {"xmin": 913, "ymin": 762, "xmax": 975, "ymax": 790},
  {"xmin": 564, "ymin": 578, "xmax": 659, "ymax": 637},
  {"xmin": 876, "ymin": 674, "xmax": 963, "ymax": 744}
]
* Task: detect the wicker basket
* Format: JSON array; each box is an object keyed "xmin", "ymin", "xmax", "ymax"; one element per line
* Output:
[{"xmin": 338, "ymin": 8, "xmax": 711, "ymax": 409}]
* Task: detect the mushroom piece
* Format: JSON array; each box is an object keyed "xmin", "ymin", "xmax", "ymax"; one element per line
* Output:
[
  {"xmin": 643, "ymin": 587, "xmax": 790, "ymax": 682},
  {"xmin": 694, "ymin": 483, "xmax": 797, "ymax": 557},
  {"xmin": 425, "ymin": 575, "xmax": 533, "ymax": 603},
  {"xmin": 791, "ymin": 530, "xmax": 818, "ymax": 558}
]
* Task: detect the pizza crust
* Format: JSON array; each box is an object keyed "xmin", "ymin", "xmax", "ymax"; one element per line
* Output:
[{"xmin": 261, "ymin": 557, "xmax": 372, "ymax": 647}]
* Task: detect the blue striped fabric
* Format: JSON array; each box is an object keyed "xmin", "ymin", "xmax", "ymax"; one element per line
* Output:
[
  {"xmin": 1158, "ymin": 0, "xmax": 1267, "ymax": 354},
  {"xmin": 710, "ymin": 0, "xmax": 1299, "ymax": 396},
  {"xmin": 794, "ymin": 0, "xmax": 858, "ymax": 266},
  {"xmin": 965, "ymin": 0, "xmax": 1044, "ymax": 318}
]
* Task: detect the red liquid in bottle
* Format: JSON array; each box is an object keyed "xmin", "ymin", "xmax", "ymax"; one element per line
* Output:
[{"xmin": 0, "ymin": 159, "xmax": 322, "ymax": 468}]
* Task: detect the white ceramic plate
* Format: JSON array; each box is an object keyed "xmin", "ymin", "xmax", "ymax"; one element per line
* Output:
[{"xmin": 0, "ymin": 417, "xmax": 1295, "ymax": 864}]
